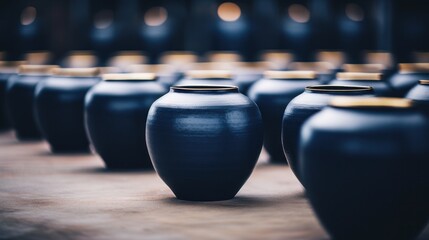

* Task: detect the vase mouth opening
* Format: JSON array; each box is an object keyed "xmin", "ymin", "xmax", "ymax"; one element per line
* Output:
[
  {"xmin": 185, "ymin": 70, "xmax": 232, "ymax": 79},
  {"xmin": 399, "ymin": 63, "xmax": 429, "ymax": 73},
  {"xmin": 336, "ymin": 72, "xmax": 382, "ymax": 81},
  {"xmin": 264, "ymin": 70, "xmax": 317, "ymax": 80},
  {"xmin": 52, "ymin": 67, "xmax": 100, "ymax": 77},
  {"xmin": 103, "ymin": 73, "xmax": 156, "ymax": 81},
  {"xmin": 171, "ymin": 85, "xmax": 238, "ymax": 93},
  {"xmin": 306, "ymin": 85, "xmax": 373, "ymax": 93},
  {"xmin": 330, "ymin": 97, "xmax": 413, "ymax": 109},
  {"xmin": 419, "ymin": 80, "xmax": 429, "ymax": 85}
]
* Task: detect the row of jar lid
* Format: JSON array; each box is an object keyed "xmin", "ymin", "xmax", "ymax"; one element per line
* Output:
[
  {"xmin": 5, "ymin": 65, "xmax": 429, "ymax": 82},
  {"xmin": 2, "ymin": 50, "xmax": 428, "ymax": 70}
]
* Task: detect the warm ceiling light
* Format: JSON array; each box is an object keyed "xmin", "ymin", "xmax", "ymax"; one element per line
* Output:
[
  {"xmin": 217, "ymin": 2, "xmax": 241, "ymax": 22},
  {"xmin": 21, "ymin": 6, "xmax": 37, "ymax": 25},
  {"xmin": 288, "ymin": 4, "xmax": 310, "ymax": 23},
  {"xmin": 144, "ymin": 7, "xmax": 168, "ymax": 26},
  {"xmin": 345, "ymin": 3, "xmax": 364, "ymax": 21},
  {"xmin": 94, "ymin": 10, "xmax": 114, "ymax": 29}
]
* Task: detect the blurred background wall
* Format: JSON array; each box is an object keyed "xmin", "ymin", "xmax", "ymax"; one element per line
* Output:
[{"xmin": 0, "ymin": 0, "xmax": 428, "ymax": 64}]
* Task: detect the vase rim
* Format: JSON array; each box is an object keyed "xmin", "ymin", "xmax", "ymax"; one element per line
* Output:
[
  {"xmin": 343, "ymin": 63, "xmax": 385, "ymax": 73},
  {"xmin": 19, "ymin": 64, "xmax": 59, "ymax": 76},
  {"xmin": 185, "ymin": 70, "xmax": 232, "ymax": 79},
  {"xmin": 171, "ymin": 85, "xmax": 238, "ymax": 93},
  {"xmin": 336, "ymin": 72, "xmax": 382, "ymax": 81},
  {"xmin": 399, "ymin": 63, "xmax": 429, "ymax": 73},
  {"xmin": 103, "ymin": 73, "xmax": 156, "ymax": 81},
  {"xmin": 419, "ymin": 80, "xmax": 429, "ymax": 85},
  {"xmin": 264, "ymin": 70, "xmax": 317, "ymax": 80},
  {"xmin": 52, "ymin": 67, "xmax": 100, "ymax": 77},
  {"xmin": 305, "ymin": 85, "xmax": 373, "ymax": 93},
  {"xmin": 330, "ymin": 97, "xmax": 413, "ymax": 109}
]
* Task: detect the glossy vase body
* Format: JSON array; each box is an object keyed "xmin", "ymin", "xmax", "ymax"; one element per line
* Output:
[
  {"xmin": 85, "ymin": 80, "xmax": 168, "ymax": 169},
  {"xmin": 389, "ymin": 72, "xmax": 429, "ymax": 97},
  {"xmin": 6, "ymin": 74, "xmax": 49, "ymax": 140},
  {"xmin": 146, "ymin": 86, "xmax": 263, "ymax": 201},
  {"xmin": 330, "ymin": 79, "xmax": 394, "ymax": 96},
  {"xmin": 300, "ymin": 106, "xmax": 429, "ymax": 240},
  {"xmin": 248, "ymin": 77, "xmax": 318, "ymax": 163},
  {"xmin": 406, "ymin": 84, "xmax": 429, "ymax": 113},
  {"xmin": 282, "ymin": 86, "xmax": 374, "ymax": 182},
  {"xmin": 0, "ymin": 73, "xmax": 15, "ymax": 131},
  {"xmin": 35, "ymin": 76, "xmax": 100, "ymax": 152},
  {"xmin": 233, "ymin": 71, "xmax": 262, "ymax": 95}
]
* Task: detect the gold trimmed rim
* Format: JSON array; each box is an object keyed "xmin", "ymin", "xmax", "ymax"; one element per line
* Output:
[
  {"xmin": 19, "ymin": 65, "xmax": 59, "ymax": 75},
  {"xmin": 336, "ymin": 72, "xmax": 382, "ymax": 81},
  {"xmin": 264, "ymin": 70, "xmax": 317, "ymax": 79},
  {"xmin": 399, "ymin": 63, "xmax": 429, "ymax": 73},
  {"xmin": 52, "ymin": 68, "xmax": 100, "ymax": 77},
  {"xmin": 102, "ymin": 73, "xmax": 156, "ymax": 81},
  {"xmin": 343, "ymin": 63, "xmax": 385, "ymax": 73},
  {"xmin": 289, "ymin": 62, "xmax": 335, "ymax": 73},
  {"xmin": 160, "ymin": 52, "xmax": 198, "ymax": 64},
  {"xmin": 171, "ymin": 85, "xmax": 238, "ymax": 92},
  {"xmin": 207, "ymin": 52, "xmax": 242, "ymax": 62},
  {"xmin": 305, "ymin": 85, "xmax": 373, "ymax": 93},
  {"xmin": 330, "ymin": 97, "xmax": 413, "ymax": 108},
  {"xmin": 185, "ymin": 70, "xmax": 232, "ymax": 79},
  {"xmin": 419, "ymin": 80, "xmax": 429, "ymax": 85}
]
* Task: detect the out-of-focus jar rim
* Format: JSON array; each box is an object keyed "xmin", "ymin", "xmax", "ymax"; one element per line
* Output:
[
  {"xmin": 19, "ymin": 65, "xmax": 59, "ymax": 75},
  {"xmin": 102, "ymin": 73, "xmax": 156, "ymax": 81},
  {"xmin": 399, "ymin": 63, "xmax": 429, "ymax": 73},
  {"xmin": 185, "ymin": 70, "xmax": 232, "ymax": 79},
  {"xmin": 336, "ymin": 72, "xmax": 382, "ymax": 81},
  {"xmin": 51, "ymin": 67, "xmax": 100, "ymax": 77},
  {"xmin": 264, "ymin": 70, "xmax": 317, "ymax": 80},
  {"xmin": 330, "ymin": 97, "xmax": 413, "ymax": 109}
]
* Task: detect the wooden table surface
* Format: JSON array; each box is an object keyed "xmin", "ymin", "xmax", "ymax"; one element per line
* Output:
[{"xmin": 0, "ymin": 131, "xmax": 428, "ymax": 240}]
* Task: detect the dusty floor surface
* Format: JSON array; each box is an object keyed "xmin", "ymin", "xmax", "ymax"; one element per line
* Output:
[{"xmin": 0, "ymin": 131, "xmax": 428, "ymax": 240}]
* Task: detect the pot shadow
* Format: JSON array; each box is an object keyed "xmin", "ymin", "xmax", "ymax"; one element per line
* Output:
[
  {"xmin": 73, "ymin": 166, "xmax": 155, "ymax": 175},
  {"xmin": 161, "ymin": 192, "xmax": 306, "ymax": 209}
]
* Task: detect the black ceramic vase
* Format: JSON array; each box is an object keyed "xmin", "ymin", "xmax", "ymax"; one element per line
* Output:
[
  {"xmin": 389, "ymin": 63, "xmax": 429, "ymax": 97},
  {"xmin": 146, "ymin": 85, "xmax": 263, "ymax": 201},
  {"xmin": 175, "ymin": 70, "xmax": 234, "ymax": 86},
  {"xmin": 248, "ymin": 71, "xmax": 319, "ymax": 163},
  {"xmin": 85, "ymin": 73, "xmax": 168, "ymax": 169},
  {"xmin": 6, "ymin": 65, "xmax": 58, "ymax": 140},
  {"xmin": 282, "ymin": 85, "xmax": 374, "ymax": 183},
  {"xmin": 34, "ymin": 68, "xmax": 100, "ymax": 153},
  {"xmin": 0, "ymin": 61, "xmax": 24, "ymax": 131},
  {"xmin": 300, "ymin": 97, "xmax": 429, "ymax": 240},
  {"xmin": 330, "ymin": 72, "xmax": 394, "ymax": 96}
]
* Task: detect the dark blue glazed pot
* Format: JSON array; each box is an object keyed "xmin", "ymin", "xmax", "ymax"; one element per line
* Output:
[
  {"xmin": 330, "ymin": 72, "xmax": 395, "ymax": 96},
  {"xmin": 175, "ymin": 70, "xmax": 234, "ymax": 87},
  {"xmin": 232, "ymin": 63, "xmax": 266, "ymax": 95},
  {"xmin": 389, "ymin": 63, "xmax": 429, "ymax": 97},
  {"xmin": 34, "ymin": 68, "xmax": 100, "ymax": 153},
  {"xmin": 6, "ymin": 65, "xmax": 58, "ymax": 140},
  {"xmin": 248, "ymin": 71, "xmax": 319, "ymax": 163},
  {"xmin": 0, "ymin": 61, "xmax": 24, "ymax": 131},
  {"xmin": 85, "ymin": 73, "xmax": 168, "ymax": 169},
  {"xmin": 406, "ymin": 80, "xmax": 429, "ymax": 104},
  {"xmin": 146, "ymin": 85, "xmax": 263, "ymax": 201},
  {"xmin": 300, "ymin": 97, "xmax": 429, "ymax": 240},
  {"xmin": 282, "ymin": 85, "xmax": 374, "ymax": 183}
]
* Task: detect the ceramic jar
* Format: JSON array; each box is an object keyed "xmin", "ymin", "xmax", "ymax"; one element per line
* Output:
[
  {"xmin": 0, "ymin": 61, "xmax": 24, "ymax": 131},
  {"xmin": 389, "ymin": 63, "xmax": 429, "ymax": 97},
  {"xmin": 282, "ymin": 85, "xmax": 374, "ymax": 182},
  {"xmin": 330, "ymin": 72, "xmax": 394, "ymax": 96},
  {"xmin": 146, "ymin": 85, "xmax": 263, "ymax": 201},
  {"xmin": 34, "ymin": 68, "xmax": 100, "ymax": 153},
  {"xmin": 232, "ymin": 62, "xmax": 267, "ymax": 95},
  {"xmin": 248, "ymin": 71, "xmax": 319, "ymax": 163},
  {"xmin": 300, "ymin": 97, "xmax": 429, "ymax": 240},
  {"xmin": 175, "ymin": 70, "xmax": 234, "ymax": 86},
  {"xmin": 406, "ymin": 80, "xmax": 429, "ymax": 104},
  {"xmin": 6, "ymin": 65, "xmax": 58, "ymax": 140},
  {"xmin": 85, "ymin": 73, "xmax": 168, "ymax": 169}
]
